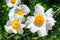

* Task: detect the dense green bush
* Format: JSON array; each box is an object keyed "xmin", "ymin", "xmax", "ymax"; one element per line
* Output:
[{"xmin": 0, "ymin": 0, "xmax": 60, "ymax": 40}]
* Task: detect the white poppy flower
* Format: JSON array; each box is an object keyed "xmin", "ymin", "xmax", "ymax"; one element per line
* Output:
[
  {"xmin": 8, "ymin": 4, "xmax": 30, "ymax": 20},
  {"xmin": 6, "ymin": 0, "xmax": 21, "ymax": 7},
  {"xmin": 26, "ymin": 4, "xmax": 56, "ymax": 37},
  {"xmin": 4, "ymin": 18, "xmax": 26, "ymax": 34}
]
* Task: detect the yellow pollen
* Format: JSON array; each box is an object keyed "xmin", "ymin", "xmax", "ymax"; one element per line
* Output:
[
  {"xmin": 11, "ymin": 0, "xmax": 16, "ymax": 4},
  {"xmin": 34, "ymin": 14, "xmax": 45, "ymax": 26},
  {"xmin": 17, "ymin": 9, "xmax": 24, "ymax": 16},
  {"xmin": 12, "ymin": 20, "xmax": 20, "ymax": 31}
]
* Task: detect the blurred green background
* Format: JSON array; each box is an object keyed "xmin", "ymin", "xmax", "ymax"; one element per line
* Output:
[{"xmin": 0, "ymin": 0, "xmax": 60, "ymax": 40}]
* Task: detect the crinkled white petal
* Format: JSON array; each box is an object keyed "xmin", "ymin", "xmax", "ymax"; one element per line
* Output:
[
  {"xmin": 21, "ymin": 24, "xmax": 26, "ymax": 28},
  {"xmin": 6, "ymin": 3, "xmax": 13, "ymax": 7},
  {"xmin": 45, "ymin": 8, "xmax": 54, "ymax": 17},
  {"xmin": 25, "ymin": 16, "xmax": 34, "ymax": 25},
  {"xmin": 26, "ymin": 23, "xmax": 34, "ymax": 29},
  {"xmin": 8, "ymin": 8, "xmax": 15, "ymax": 20},
  {"xmin": 38, "ymin": 22, "xmax": 48, "ymax": 37},
  {"xmin": 34, "ymin": 4, "xmax": 44, "ymax": 15},
  {"xmin": 11, "ymin": 28, "xmax": 17, "ymax": 34},
  {"xmin": 30, "ymin": 26, "xmax": 39, "ymax": 33},
  {"xmin": 16, "ymin": 16, "xmax": 25, "ymax": 23},
  {"xmin": 6, "ymin": 20, "xmax": 12, "ymax": 26},
  {"xmin": 20, "ymin": 16, "xmax": 25, "ymax": 23},
  {"xmin": 19, "ymin": 4, "xmax": 30, "ymax": 15},
  {"xmin": 4, "ymin": 25, "xmax": 13, "ymax": 33},
  {"xmin": 18, "ymin": 29, "xmax": 24, "ymax": 34},
  {"xmin": 46, "ymin": 17, "xmax": 56, "ymax": 30}
]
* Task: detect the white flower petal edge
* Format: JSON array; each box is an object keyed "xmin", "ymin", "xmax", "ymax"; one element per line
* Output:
[
  {"xmin": 45, "ymin": 8, "xmax": 56, "ymax": 30},
  {"xmin": 19, "ymin": 4, "xmax": 30, "ymax": 15},
  {"xmin": 4, "ymin": 25, "xmax": 13, "ymax": 33},
  {"xmin": 34, "ymin": 4, "xmax": 44, "ymax": 15},
  {"xmin": 46, "ymin": 17, "xmax": 56, "ymax": 30},
  {"xmin": 6, "ymin": 3, "xmax": 13, "ymax": 7},
  {"xmin": 26, "ymin": 23, "xmax": 34, "ymax": 29},
  {"xmin": 6, "ymin": 20, "xmax": 12, "ymax": 26},
  {"xmin": 21, "ymin": 24, "xmax": 26, "ymax": 28},
  {"xmin": 15, "ymin": 14, "xmax": 25, "ymax": 22},
  {"xmin": 45, "ymin": 8, "xmax": 54, "ymax": 17},
  {"xmin": 6, "ymin": 0, "xmax": 21, "ymax": 7},
  {"xmin": 25, "ymin": 16, "xmax": 34, "ymax": 25},
  {"xmin": 15, "ymin": 14, "xmax": 24, "ymax": 19},
  {"xmin": 8, "ymin": 8, "xmax": 15, "ymax": 20},
  {"xmin": 11, "ymin": 28, "xmax": 17, "ymax": 34},
  {"xmin": 30, "ymin": 24, "xmax": 39, "ymax": 33},
  {"xmin": 17, "ymin": 24, "xmax": 26, "ymax": 34},
  {"xmin": 27, "ymin": 22, "xmax": 48, "ymax": 37},
  {"xmin": 38, "ymin": 22, "xmax": 48, "ymax": 37},
  {"xmin": 26, "ymin": 23, "xmax": 39, "ymax": 33},
  {"xmin": 18, "ymin": 29, "xmax": 24, "ymax": 34}
]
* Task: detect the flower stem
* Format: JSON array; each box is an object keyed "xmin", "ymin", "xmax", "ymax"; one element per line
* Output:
[
  {"xmin": 54, "ymin": 7, "xmax": 60, "ymax": 13},
  {"xmin": 6, "ymin": 34, "xmax": 15, "ymax": 40}
]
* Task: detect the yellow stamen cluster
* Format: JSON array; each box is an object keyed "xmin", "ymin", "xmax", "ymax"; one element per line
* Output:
[
  {"xmin": 17, "ymin": 9, "xmax": 24, "ymax": 16},
  {"xmin": 12, "ymin": 20, "xmax": 20, "ymax": 31},
  {"xmin": 11, "ymin": 0, "xmax": 16, "ymax": 4},
  {"xmin": 34, "ymin": 14, "xmax": 45, "ymax": 26}
]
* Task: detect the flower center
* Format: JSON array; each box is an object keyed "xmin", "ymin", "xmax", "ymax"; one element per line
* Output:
[
  {"xmin": 16, "ymin": 9, "xmax": 24, "ymax": 16},
  {"xmin": 12, "ymin": 20, "xmax": 20, "ymax": 31},
  {"xmin": 11, "ymin": 0, "xmax": 16, "ymax": 4},
  {"xmin": 34, "ymin": 14, "xmax": 45, "ymax": 26}
]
